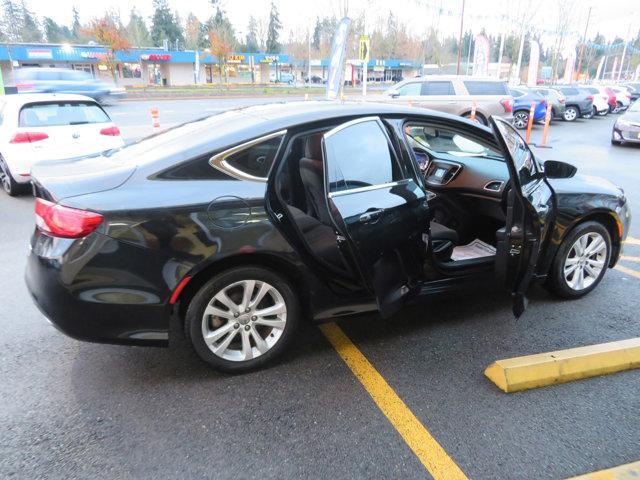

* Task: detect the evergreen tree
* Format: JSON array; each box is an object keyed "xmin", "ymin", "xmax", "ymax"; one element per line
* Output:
[
  {"xmin": 20, "ymin": 0, "xmax": 41, "ymax": 41},
  {"xmin": 312, "ymin": 17, "xmax": 321, "ymax": 51},
  {"xmin": 150, "ymin": 0, "xmax": 184, "ymax": 48},
  {"xmin": 1, "ymin": 0, "xmax": 23, "ymax": 42},
  {"xmin": 244, "ymin": 16, "xmax": 259, "ymax": 52},
  {"xmin": 71, "ymin": 6, "xmax": 81, "ymax": 40},
  {"xmin": 43, "ymin": 17, "xmax": 73, "ymax": 43},
  {"xmin": 126, "ymin": 8, "xmax": 151, "ymax": 47},
  {"xmin": 266, "ymin": 1, "xmax": 281, "ymax": 53}
]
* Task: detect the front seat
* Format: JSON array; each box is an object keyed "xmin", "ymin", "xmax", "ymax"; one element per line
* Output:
[
  {"xmin": 430, "ymin": 221, "xmax": 458, "ymax": 262},
  {"xmin": 299, "ymin": 134, "xmax": 332, "ymax": 225}
]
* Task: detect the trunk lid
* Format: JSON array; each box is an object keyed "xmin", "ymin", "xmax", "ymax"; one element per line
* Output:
[{"xmin": 31, "ymin": 153, "xmax": 136, "ymax": 202}]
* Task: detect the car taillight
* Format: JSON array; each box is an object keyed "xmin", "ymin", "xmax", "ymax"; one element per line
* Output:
[
  {"xmin": 587, "ymin": 95, "xmax": 593, "ymax": 101},
  {"xmin": 35, "ymin": 198, "xmax": 103, "ymax": 238},
  {"xmin": 16, "ymin": 82, "xmax": 35, "ymax": 91},
  {"xmin": 500, "ymin": 99, "xmax": 513, "ymax": 113},
  {"xmin": 100, "ymin": 125, "xmax": 120, "ymax": 136},
  {"xmin": 10, "ymin": 132, "xmax": 49, "ymax": 143}
]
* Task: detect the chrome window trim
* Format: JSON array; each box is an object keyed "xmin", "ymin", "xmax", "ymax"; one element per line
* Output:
[
  {"xmin": 323, "ymin": 116, "xmax": 381, "ymax": 139},
  {"xmin": 209, "ymin": 129, "xmax": 287, "ymax": 182},
  {"xmin": 328, "ymin": 179, "xmax": 410, "ymax": 198}
]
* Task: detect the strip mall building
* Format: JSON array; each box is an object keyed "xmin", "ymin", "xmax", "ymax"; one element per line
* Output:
[{"xmin": 0, "ymin": 43, "xmax": 421, "ymax": 86}]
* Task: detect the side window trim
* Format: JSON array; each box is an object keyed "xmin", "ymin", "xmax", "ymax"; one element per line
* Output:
[
  {"xmin": 209, "ymin": 130, "xmax": 286, "ymax": 182},
  {"xmin": 323, "ymin": 116, "xmax": 405, "ymax": 195}
]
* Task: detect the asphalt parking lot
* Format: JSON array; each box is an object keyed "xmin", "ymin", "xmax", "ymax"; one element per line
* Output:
[{"xmin": 1, "ymin": 100, "xmax": 639, "ymax": 479}]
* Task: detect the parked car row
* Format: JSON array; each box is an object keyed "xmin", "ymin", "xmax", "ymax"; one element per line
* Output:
[{"xmin": 379, "ymin": 75, "xmax": 636, "ymax": 132}]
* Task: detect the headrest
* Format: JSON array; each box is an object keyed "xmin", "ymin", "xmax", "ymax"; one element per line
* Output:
[{"xmin": 304, "ymin": 134, "xmax": 323, "ymax": 160}]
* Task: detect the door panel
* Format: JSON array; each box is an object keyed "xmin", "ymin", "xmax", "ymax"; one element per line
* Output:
[
  {"xmin": 323, "ymin": 117, "xmax": 428, "ymax": 317},
  {"xmin": 490, "ymin": 116, "xmax": 554, "ymax": 317}
]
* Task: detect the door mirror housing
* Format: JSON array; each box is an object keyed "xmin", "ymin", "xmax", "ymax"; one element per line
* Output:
[
  {"xmin": 543, "ymin": 160, "xmax": 577, "ymax": 179},
  {"xmin": 387, "ymin": 89, "xmax": 400, "ymax": 98}
]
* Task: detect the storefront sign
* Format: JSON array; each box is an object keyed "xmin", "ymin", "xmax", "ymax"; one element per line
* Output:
[
  {"xmin": 141, "ymin": 54, "xmax": 172, "ymax": 61},
  {"xmin": 227, "ymin": 54, "xmax": 245, "ymax": 63},
  {"xmin": 80, "ymin": 52, "xmax": 104, "ymax": 59},
  {"xmin": 27, "ymin": 49, "xmax": 52, "ymax": 59},
  {"xmin": 260, "ymin": 55, "xmax": 279, "ymax": 63}
]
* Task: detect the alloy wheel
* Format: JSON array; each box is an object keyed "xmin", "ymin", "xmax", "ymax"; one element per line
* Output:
[
  {"xmin": 612, "ymin": 103, "xmax": 621, "ymax": 114},
  {"xmin": 201, "ymin": 279, "xmax": 287, "ymax": 362},
  {"xmin": 564, "ymin": 107, "xmax": 578, "ymax": 121},
  {"xmin": 563, "ymin": 232, "xmax": 607, "ymax": 291},
  {"xmin": 513, "ymin": 112, "xmax": 528, "ymax": 129},
  {"xmin": 0, "ymin": 158, "xmax": 12, "ymax": 194}
]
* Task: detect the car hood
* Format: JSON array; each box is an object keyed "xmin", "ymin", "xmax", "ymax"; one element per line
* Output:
[
  {"xmin": 547, "ymin": 173, "xmax": 624, "ymax": 199},
  {"xmin": 619, "ymin": 111, "xmax": 640, "ymax": 124}
]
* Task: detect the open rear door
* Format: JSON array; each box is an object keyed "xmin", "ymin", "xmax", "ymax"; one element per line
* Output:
[
  {"xmin": 490, "ymin": 117, "xmax": 554, "ymax": 317},
  {"xmin": 322, "ymin": 117, "xmax": 428, "ymax": 317}
]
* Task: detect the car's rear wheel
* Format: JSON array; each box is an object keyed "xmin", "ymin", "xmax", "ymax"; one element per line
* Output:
[
  {"xmin": 582, "ymin": 107, "xmax": 594, "ymax": 119},
  {"xmin": 612, "ymin": 103, "xmax": 621, "ymax": 114},
  {"xmin": 563, "ymin": 106, "xmax": 579, "ymax": 122},
  {"xmin": 0, "ymin": 155, "xmax": 25, "ymax": 197},
  {"xmin": 513, "ymin": 110, "xmax": 529, "ymax": 129},
  {"xmin": 185, "ymin": 266, "xmax": 300, "ymax": 372},
  {"xmin": 597, "ymin": 108, "xmax": 608, "ymax": 116},
  {"xmin": 547, "ymin": 221, "xmax": 611, "ymax": 299}
]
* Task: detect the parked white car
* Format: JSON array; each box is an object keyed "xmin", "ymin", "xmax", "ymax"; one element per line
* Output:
[
  {"xmin": 0, "ymin": 93, "xmax": 124, "ymax": 196},
  {"xmin": 580, "ymin": 86, "xmax": 611, "ymax": 116},
  {"xmin": 610, "ymin": 86, "xmax": 632, "ymax": 111}
]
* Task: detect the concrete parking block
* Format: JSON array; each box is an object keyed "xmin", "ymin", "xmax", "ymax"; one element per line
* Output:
[{"xmin": 485, "ymin": 338, "xmax": 640, "ymax": 393}]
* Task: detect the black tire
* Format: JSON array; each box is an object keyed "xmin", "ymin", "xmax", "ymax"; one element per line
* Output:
[
  {"xmin": 462, "ymin": 112, "xmax": 487, "ymax": 125},
  {"xmin": 563, "ymin": 106, "xmax": 579, "ymax": 122},
  {"xmin": 546, "ymin": 221, "xmax": 611, "ymax": 299},
  {"xmin": 597, "ymin": 109, "xmax": 608, "ymax": 117},
  {"xmin": 582, "ymin": 107, "xmax": 594, "ymax": 119},
  {"xmin": 611, "ymin": 138, "xmax": 622, "ymax": 146},
  {"xmin": 184, "ymin": 266, "xmax": 300, "ymax": 373},
  {"xmin": 513, "ymin": 110, "xmax": 529, "ymax": 129},
  {"xmin": 0, "ymin": 155, "xmax": 26, "ymax": 197}
]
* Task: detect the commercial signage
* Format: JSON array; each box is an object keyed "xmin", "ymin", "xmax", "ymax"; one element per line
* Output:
[
  {"xmin": 80, "ymin": 52, "xmax": 103, "ymax": 59},
  {"xmin": 527, "ymin": 40, "xmax": 540, "ymax": 86},
  {"xmin": 26, "ymin": 48, "xmax": 52, "ymax": 59},
  {"xmin": 227, "ymin": 54, "xmax": 245, "ymax": 63},
  {"xmin": 472, "ymin": 34, "xmax": 490, "ymax": 77},
  {"xmin": 141, "ymin": 54, "xmax": 172, "ymax": 61},
  {"xmin": 260, "ymin": 55, "xmax": 279, "ymax": 63}
]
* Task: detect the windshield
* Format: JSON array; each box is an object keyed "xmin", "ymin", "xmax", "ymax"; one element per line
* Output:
[{"xmin": 405, "ymin": 124, "xmax": 503, "ymax": 160}]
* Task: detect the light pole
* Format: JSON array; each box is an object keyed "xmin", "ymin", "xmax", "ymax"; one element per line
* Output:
[
  {"xmin": 456, "ymin": 0, "xmax": 466, "ymax": 75},
  {"xmin": 576, "ymin": 7, "xmax": 592, "ymax": 81}
]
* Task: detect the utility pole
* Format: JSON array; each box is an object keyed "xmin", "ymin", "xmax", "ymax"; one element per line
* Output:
[
  {"xmin": 456, "ymin": 0, "xmax": 465, "ymax": 75},
  {"xmin": 576, "ymin": 7, "xmax": 592, "ymax": 81},
  {"xmin": 617, "ymin": 22, "xmax": 632, "ymax": 82},
  {"xmin": 513, "ymin": 27, "xmax": 525, "ymax": 85}
]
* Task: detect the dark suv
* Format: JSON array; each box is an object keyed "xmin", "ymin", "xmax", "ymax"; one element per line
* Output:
[
  {"xmin": 551, "ymin": 85, "xmax": 595, "ymax": 120},
  {"xmin": 26, "ymin": 102, "xmax": 630, "ymax": 372}
]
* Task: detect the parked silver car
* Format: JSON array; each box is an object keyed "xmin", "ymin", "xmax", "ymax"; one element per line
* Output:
[{"xmin": 376, "ymin": 75, "xmax": 514, "ymax": 125}]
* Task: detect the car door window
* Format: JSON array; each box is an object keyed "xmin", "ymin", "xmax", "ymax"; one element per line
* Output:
[
  {"xmin": 405, "ymin": 124, "xmax": 503, "ymax": 159},
  {"xmin": 324, "ymin": 119, "xmax": 401, "ymax": 193},
  {"xmin": 397, "ymin": 82, "xmax": 422, "ymax": 96},
  {"xmin": 492, "ymin": 120, "xmax": 538, "ymax": 187},
  {"xmin": 421, "ymin": 81, "xmax": 455, "ymax": 95},
  {"xmin": 210, "ymin": 132, "xmax": 285, "ymax": 181}
]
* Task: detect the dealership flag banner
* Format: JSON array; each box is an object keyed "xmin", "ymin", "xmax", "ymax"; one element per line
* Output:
[
  {"xmin": 611, "ymin": 57, "xmax": 618, "ymax": 80},
  {"xmin": 527, "ymin": 40, "xmax": 540, "ymax": 86},
  {"xmin": 595, "ymin": 57, "xmax": 605, "ymax": 80},
  {"xmin": 562, "ymin": 48, "xmax": 576, "ymax": 84},
  {"xmin": 326, "ymin": 17, "xmax": 351, "ymax": 100},
  {"xmin": 635, "ymin": 64, "xmax": 640, "ymax": 81},
  {"xmin": 472, "ymin": 34, "xmax": 490, "ymax": 77}
]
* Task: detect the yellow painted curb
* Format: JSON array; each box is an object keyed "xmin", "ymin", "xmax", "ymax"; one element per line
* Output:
[
  {"xmin": 485, "ymin": 338, "xmax": 640, "ymax": 393},
  {"xmin": 624, "ymin": 236, "xmax": 640, "ymax": 246},
  {"xmin": 615, "ymin": 264, "xmax": 640, "ymax": 280},
  {"xmin": 567, "ymin": 460, "xmax": 640, "ymax": 479}
]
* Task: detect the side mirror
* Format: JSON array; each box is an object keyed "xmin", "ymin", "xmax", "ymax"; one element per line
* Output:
[
  {"xmin": 543, "ymin": 160, "xmax": 577, "ymax": 179},
  {"xmin": 387, "ymin": 89, "xmax": 400, "ymax": 98}
]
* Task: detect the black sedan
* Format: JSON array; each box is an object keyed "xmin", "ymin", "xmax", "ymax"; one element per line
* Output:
[{"xmin": 26, "ymin": 102, "xmax": 631, "ymax": 372}]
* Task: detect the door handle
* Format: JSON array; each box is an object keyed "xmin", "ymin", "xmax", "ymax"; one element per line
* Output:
[{"xmin": 359, "ymin": 209, "xmax": 384, "ymax": 224}]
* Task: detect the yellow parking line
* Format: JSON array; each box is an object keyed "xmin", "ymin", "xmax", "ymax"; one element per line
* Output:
[
  {"xmin": 615, "ymin": 264, "xmax": 640, "ymax": 280},
  {"xmin": 620, "ymin": 255, "xmax": 640, "ymax": 263},
  {"xmin": 320, "ymin": 322, "xmax": 467, "ymax": 480},
  {"xmin": 567, "ymin": 460, "xmax": 640, "ymax": 479},
  {"xmin": 625, "ymin": 236, "xmax": 640, "ymax": 246},
  {"xmin": 485, "ymin": 338, "xmax": 640, "ymax": 393}
]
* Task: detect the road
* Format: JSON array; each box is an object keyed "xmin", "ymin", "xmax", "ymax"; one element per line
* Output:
[{"xmin": 1, "ymin": 99, "xmax": 639, "ymax": 479}]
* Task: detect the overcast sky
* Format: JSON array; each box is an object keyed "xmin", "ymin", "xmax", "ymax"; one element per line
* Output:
[{"xmin": 29, "ymin": 0, "xmax": 640, "ymax": 44}]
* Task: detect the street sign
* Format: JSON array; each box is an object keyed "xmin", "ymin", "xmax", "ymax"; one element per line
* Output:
[{"xmin": 359, "ymin": 35, "xmax": 370, "ymax": 62}]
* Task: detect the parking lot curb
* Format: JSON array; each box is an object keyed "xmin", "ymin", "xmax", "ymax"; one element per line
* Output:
[
  {"xmin": 484, "ymin": 338, "xmax": 640, "ymax": 393},
  {"xmin": 566, "ymin": 460, "xmax": 640, "ymax": 479}
]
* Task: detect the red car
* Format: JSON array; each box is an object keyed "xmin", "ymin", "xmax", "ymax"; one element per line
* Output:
[{"xmin": 604, "ymin": 87, "xmax": 618, "ymax": 113}]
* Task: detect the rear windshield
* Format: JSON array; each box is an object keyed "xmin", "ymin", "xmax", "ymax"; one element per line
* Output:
[
  {"xmin": 19, "ymin": 101, "xmax": 111, "ymax": 127},
  {"xmin": 464, "ymin": 80, "xmax": 509, "ymax": 95},
  {"xmin": 559, "ymin": 87, "xmax": 579, "ymax": 95}
]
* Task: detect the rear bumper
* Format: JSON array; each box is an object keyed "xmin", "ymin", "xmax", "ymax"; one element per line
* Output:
[{"xmin": 25, "ymin": 231, "xmax": 170, "ymax": 347}]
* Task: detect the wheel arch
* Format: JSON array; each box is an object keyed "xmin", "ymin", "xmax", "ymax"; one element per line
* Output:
[{"xmin": 174, "ymin": 252, "xmax": 312, "ymax": 324}]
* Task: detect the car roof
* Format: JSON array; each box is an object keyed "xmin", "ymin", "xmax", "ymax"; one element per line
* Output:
[{"xmin": 1, "ymin": 93, "xmax": 99, "ymax": 106}]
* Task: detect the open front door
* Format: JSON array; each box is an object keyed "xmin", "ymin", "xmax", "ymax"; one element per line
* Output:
[
  {"xmin": 322, "ymin": 117, "xmax": 428, "ymax": 317},
  {"xmin": 490, "ymin": 117, "xmax": 554, "ymax": 317}
]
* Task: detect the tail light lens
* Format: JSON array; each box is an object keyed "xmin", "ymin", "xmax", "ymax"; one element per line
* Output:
[
  {"xmin": 500, "ymin": 99, "xmax": 513, "ymax": 113},
  {"xmin": 35, "ymin": 198, "xmax": 103, "ymax": 238},
  {"xmin": 10, "ymin": 132, "xmax": 49, "ymax": 143},
  {"xmin": 100, "ymin": 125, "xmax": 120, "ymax": 136},
  {"xmin": 587, "ymin": 95, "xmax": 593, "ymax": 101}
]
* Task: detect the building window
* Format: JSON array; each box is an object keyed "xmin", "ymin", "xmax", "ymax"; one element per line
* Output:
[{"xmin": 122, "ymin": 63, "xmax": 141, "ymax": 78}]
